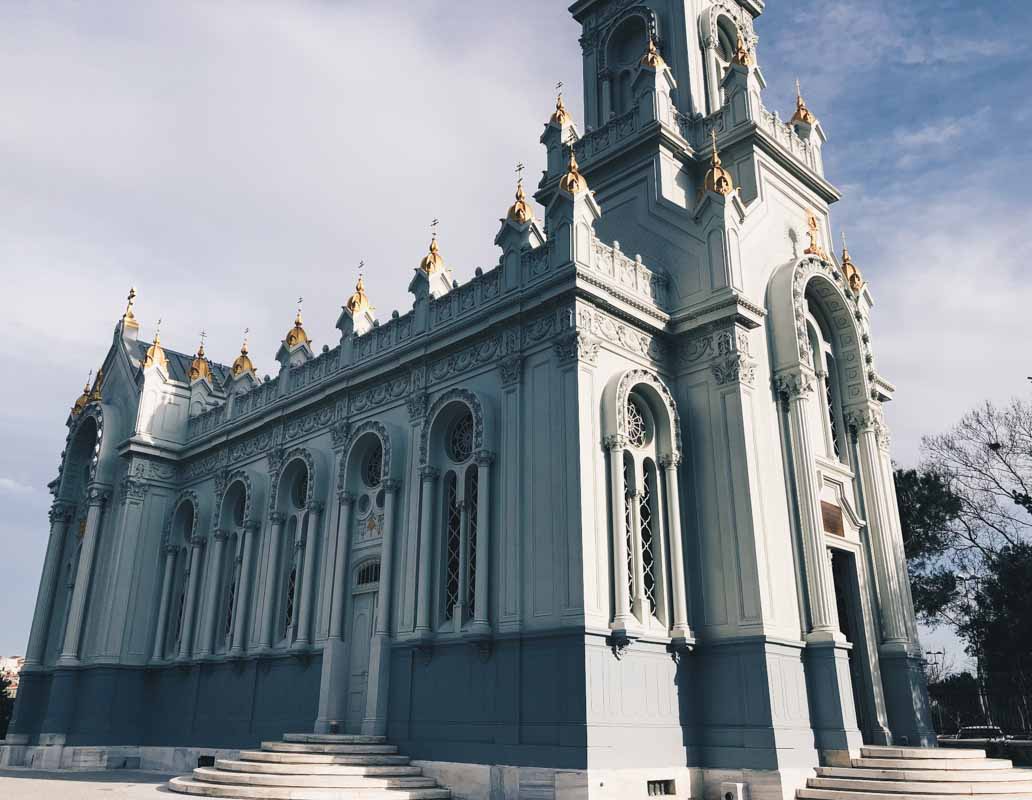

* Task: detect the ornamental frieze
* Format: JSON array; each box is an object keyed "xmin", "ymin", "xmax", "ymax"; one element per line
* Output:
[{"xmin": 575, "ymin": 305, "xmax": 665, "ymax": 362}]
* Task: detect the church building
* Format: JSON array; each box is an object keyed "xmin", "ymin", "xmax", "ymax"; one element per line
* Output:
[{"xmin": 2, "ymin": 1, "xmax": 938, "ymax": 798}]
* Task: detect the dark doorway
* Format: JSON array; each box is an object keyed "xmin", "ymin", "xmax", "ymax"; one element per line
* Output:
[{"xmin": 831, "ymin": 549, "xmax": 872, "ymax": 742}]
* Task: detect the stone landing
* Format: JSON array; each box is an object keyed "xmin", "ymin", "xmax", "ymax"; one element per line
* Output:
[
  {"xmin": 797, "ymin": 745, "xmax": 1032, "ymax": 799},
  {"xmin": 167, "ymin": 733, "xmax": 450, "ymax": 799}
]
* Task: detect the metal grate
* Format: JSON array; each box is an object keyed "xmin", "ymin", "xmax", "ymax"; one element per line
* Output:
[
  {"xmin": 363, "ymin": 442, "xmax": 383, "ymax": 488},
  {"xmin": 448, "ymin": 412, "xmax": 475, "ymax": 462},
  {"xmin": 443, "ymin": 475, "xmax": 461, "ymax": 620},
  {"xmin": 467, "ymin": 468, "xmax": 479, "ymax": 617},
  {"xmin": 357, "ymin": 560, "xmax": 381, "ymax": 586},
  {"xmin": 624, "ymin": 459, "xmax": 634, "ymax": 608},
  {"xmin": 284, "ymin": 565, "xmax": 297, "ymax": 635},
  {"xmin": 626, "ymin": 398, "xmax": 647, "ymax": 447},
  {"xmin": 640, "ymin": 467, "xmax": 656, "ymax": 615},
  {"xmin": 823, "ymin": 365, "xmax": 843, "ymax": 460},
  {"xmin": 223, "ymin": 574, "xmax": 236, "ymax": 640}
]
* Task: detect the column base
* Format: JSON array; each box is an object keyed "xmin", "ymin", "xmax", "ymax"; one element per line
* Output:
[
  {"xmin": 804, "ymin": 640, "xmax": 863, "ymax": 763},
  {"xmin": 314, "ymin": 639, "xmax": 347, "ymax": 735},
  {"xmin": 880, "ymin": 648, "xmax": 936, "ymax": 747}
]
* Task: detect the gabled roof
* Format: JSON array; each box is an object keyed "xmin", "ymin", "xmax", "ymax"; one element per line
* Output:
[{"xmin": 131, "ymin": 340, "xmax": 232, "ymax": 386}]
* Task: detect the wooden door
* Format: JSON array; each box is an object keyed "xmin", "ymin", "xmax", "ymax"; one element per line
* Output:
[{"xmin": 345, "ymin": 590, "xmax": 376, "ymax": 733}]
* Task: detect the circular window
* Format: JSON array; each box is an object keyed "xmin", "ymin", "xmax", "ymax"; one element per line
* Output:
[
  {"xmin": 291, "ymin": 470, "xmax": 309, "ymax": 509},
  {"xmin": 375, "ymin": 488, "xmax": 385, "ymax": 509},
  {"xmin": 357, "ymin": 494, "xmax": 372, "ymax": 515},
  {"xmin": 626, "ymin": 397, "xmax": 651, "ymax": 448},
  {"xmin": 232, "ymin": 492, "xmax": 245, "ymax": 527},
  {"xmin": 448, "ymin": 411, "xmax": 475, "ymax": 463},
  {"xmin": 362, "ymin": 442, "xmax": 383, "ymax": 488}
]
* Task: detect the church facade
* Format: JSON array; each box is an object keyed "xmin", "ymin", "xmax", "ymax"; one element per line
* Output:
[{"xmin": 2, "ymin": 1, "xmax": 934, "ymax": 798}]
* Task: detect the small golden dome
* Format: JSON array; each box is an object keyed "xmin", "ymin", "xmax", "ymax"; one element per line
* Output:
[
  {"xmin": 87, "ymin": 368, "xmax": 103, "ymax": 402},
  {"xmin": 284, "ymin": 309, "xmax": 310, "ymax": 349},
  {"xmin": 507, "ymin": 180, "xmax": 532, "ymax": 224},
  {"xmin": 231, "ymin": 339, "xmax": 255, "ymax": 377},
  {"xmin": 640, "ymin": 36, "xmax": 666, "ymax": 69},
  {"xmin": 345, "ymin": 275, "xmax": 372, "ymax": 315},
  {"xmin": 550, "ymin": 93, "xmax": 573, "ymax": 127},
  {"xmin": 702, "ymin": 130, "xmax": 735, "ymax": 196},
  {"xmin": 558, "ymin": 148, "xmax": 588, "ymax": 195},
  {"xmin": 790, "ymin": 79, "xmax": 817, "ymax": 126},
  {"xmin": 188, "ymin": 340, "xmax": 212, "ymax": 383},
  {"xmin": 143, "ymin": 332, "xmax": 168, "ymax": 372},
  {"xmin": 419, "ymin": 235, "xmax": 445, "ymax": 275},
  {"xmin": 732, "ymin": 35, "xmax": 754, "ymax": 68},
  {"xmin": 71, "ymin": 372, "xmax": 92, "ymax": 416}
]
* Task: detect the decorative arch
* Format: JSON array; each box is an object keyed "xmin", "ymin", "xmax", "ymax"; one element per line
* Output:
[
  {"xmin": 270, "ymin": 447, "xmax": 316, "ymax": 513},
  {"xmin": 165, "ymin": 489, "xmax": 200, "ymax": 546},
  {"xmin": 420, "ymin": 388, "xmax": 487, "ymax": 466},
  {"xmin": 598, "ymin": 5, "xmax": 659, "ymax": 72},
  {"xmin": 57, "ymin": 406, "xmax": 105, "ymax": 500},
  {"xmin": 768, "ymin": 255, "xmax": 875, "ymax": 407},
  {"xmin": 699, "ymin": 1, "xmax": 754, "ymax": 51},
  {"xmin": 217, "ymin": 470, "xmax": 254, "ymax": 528},
  {"xmin": 608, "ymin": 368, "xmax": 682, "ymax": 458},
  {"xmin": 340, "ymin": 420, "xmax": 393, "ymax": 491}
]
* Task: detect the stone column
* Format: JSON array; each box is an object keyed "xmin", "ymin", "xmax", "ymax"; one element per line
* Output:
[
  {"xmin": 58, "ymin": 487, "xmax": 109, "ymax": 666},
  {"xmin": 363, "ymin": 479, "xmax": 401, "ymax": 735},
  {"xmin": 24, "ymin": 501, "xmax": 74, "ymax": 667},
  {"xmin": 257, "ymin": 512, "xmax": 286, "ymax": 650},
  {"xmin": 628, "ymin": 481, "xmax": 646, "ymax": 621},
  {"xmin": 471, "ymin": 452, "xmax": 494, "ymax": 636},
  {"xmin": 456, "ymin": 499, "xmax": 471, "ymax": 629},
  {"xmin": 197, "ymin": 528, "xmax": 229, "ymax": 657},
  {"xmin": 414, "ymin": 466, "xmax": 439, "ymax": 638},
  {"xmin": 776, "ymin": 371, "xmax": 841, "ymax": 640},
  {"xmin": 151, "ymin": 544, "xmax": 178, "ymax": 661},
  {"xmin": 294, "ymin": 501, "xmax": 324, "ymax": 648},
  {"xmin": 847, "ymin": 407, "xmax": 909, "ymax": 647},
  {"xmin": 177, "ymin": 535, "xmax": 206, "ymax": 660},
  {"xmin": 329, "ymin": 494, "xmax": 355, "ymax": 639},
  {"xmin": 659, "ymin": 454, "xmax": 692, "ymax": 643},
  {"xmin": 230, "ymin": 520, "xmax": 260, "ymax": 655},
  {"xmin": 605, "ymin": 436, "xmax": 633, "ymax": 633}
]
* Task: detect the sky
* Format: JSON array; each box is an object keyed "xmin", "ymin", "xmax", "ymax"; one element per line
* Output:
[{"xmin": 0, "ymin": 1, "xmax": 1029, "ymax": 663}]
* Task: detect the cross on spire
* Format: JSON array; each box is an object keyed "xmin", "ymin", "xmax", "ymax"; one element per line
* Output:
[
  {"xmin": 431, "ymin": 218, "xmax": 439, "ymax": 240},
  {"xmin": 555, "ymin": 80, "xmax": 564, "ymax": 98},
  {"xmin": 199, "ymin": 330, "xmax": 207, "ymax": 346},
  {"xmin": 515, "ymin": 162, "xmax": 525, "ymax": 183},
  {"xmin": 358, "ymin": 260, "xmax": 365, "ymax": 277}
]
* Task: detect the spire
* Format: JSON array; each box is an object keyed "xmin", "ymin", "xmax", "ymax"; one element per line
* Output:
[
  {"xmin": 121, "ymin": 286, "xmax": 139, "ymax": 329},
  {"xmin": 420, "ymin": 232, "xmax": 445, "ymax": 275},
  {"xmin": 284, "ymin": 298, "xmax": 311, "ymax": 349},
  {"xmin": 143, "ymin": 321, "xmax": 168, "ymax": 372},
  {"xmin": 231, "ymin": 331, "xmax": 255, "ymax": 377},
  {"xmin": 559, "ymin": 147, "xmax": 588, "ymax": 195},
  {"xmin": 640, "ymin": 35, "xmax": 666, "ymax": 70},
  {"xmin": 507, "ymin": 173, "xmax": 532, "ymax": 224},
  {"xmin": 72, "ymin": 371, "xmax": 92, "ymax": 416},
  {"xmin": 550, "ymin": 86, "xmax": 573, "ymax": 127},
  {"xmin": 345, "ymin": 274, "xmax": 372, "ymax": 315},
  {"xmin": 791, "ymin": 78, "xmax": 817, "ymax": 126},
  {"xmin": 732, "ymin": 35, "xmax": 754, "ymax": 68},
  {"xmin": 840, "ymin": 231, "xmax": 865, "ymax": 294},
  {"xmin": 188, "ymin": 332, "xmax": 212, "ymax": 383},
  {"xmin": 701, "ymin": 129, "xmax": 735, "ymax": 196}
]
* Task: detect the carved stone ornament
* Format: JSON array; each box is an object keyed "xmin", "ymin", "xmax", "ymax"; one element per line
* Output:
[
  {"xmin": 498, "ymin": 354, "xmax": 524, "ymax": 387},
  {"xmin": 407, "ymin": 393, "xmax": 429, "ymax": 424},
  {"xmin": 49, "ymin": 501, "xmax": 75, "ymax": 525},
  {"xmin": 616, "ymin": 369, "xmax": 682, "ymax": 452},
  {"xmin": 419, "ymin": 389, "xmax": 485, "ymax": 467},
  {"xmin": 658, "ymin": 452, "xmax": 682, "ymax": 470},
  {"xmin": 330, "ymin": 420, "xmax": 350, "ymax": 451},
  {"xmin": 773, "ymin": 370, "xmax": 815, "ymax": 400},
  {"xmin": 86, "ymin": 486, "xmax": 111, "ymax": 507},
  {"xmin": 554, "ymin": 332, "xmax": 600, "ymax": 366},
  {"xmin": 119, "ymin": 476, "xmax": 150, "ymax": 505},
  {"xmin": 383, "ymin": 478, "xmax": 402, "ymax": 495},
  {"xmin": 604, "ymin": 434, "xmax": 628, "ymax": 452},
  {"xmin": 609, "ymin": 632, "xmax": 632, "ymax": 660},
  {"xmin": 474, "ymin": 450, "xmax": 496, "ymax": 468}
]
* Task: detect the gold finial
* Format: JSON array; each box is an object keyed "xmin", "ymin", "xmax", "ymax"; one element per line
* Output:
[
  {"xmin": 803, "ymin": 209, "xmax": 827, "ymax": 259},
  {"xmin": 701, "ymin": 129, "xmax": 735, "ymax": 197},
  {"xmin": 840, "ymin": 231, "xmax": 865, "ymax": 294},
  {"xmin": 732, "ymin": 35, "xmax": 754, "ymax": 67},
  {"xmin": 231, "ymin": 329, "xmax": 255, "ymax": 377},
  {"xmin": 558, "ymin": 147, "xmax": 588, "ymax": 195},
  {"xmin": 550, "ymin": 82, "xmax": 573, "ymax": 127},
  {"xmin": 507, "ymin": 164, "xmax": 532, "ymax": 224},
  {"xmin": 87, "ymin": 367, "xmax": 104, "ymax": 402},
  {"xmin": 188, "ymin": 331, "xmax": 212, "ymax": 383},
  {"xmin": 72, "ymin": 370, "xmax": 92, "ymax": 416},
  {"xmin": 143, "ymin": 320, "xmax": 168, "ymax": 371},
  {"xmin": 791, "ymin": 78, "xmax": 817, "ymax": 126},
  {"xmin": 121, "ymin": 286, "xmax": 139, "ymax": 328},
  {"xmin": 420, "ymin": 221, "xmax": 446, "ymax": 274},
  {"xmin": 285, "ymin": 298, "xmax": 311, "ymax": 349},
  {"xmin": 640, "ymin": 35, "xmax": 666, "ymax": 69},
  {"xmin": 345, "ymin": 270, "xmax": 372, "ymax": 315}
]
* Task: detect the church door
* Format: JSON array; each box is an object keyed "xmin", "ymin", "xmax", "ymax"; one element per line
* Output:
[{"xmin": 345, "ymin": 588, "xmax": 376, "ymax": 733}]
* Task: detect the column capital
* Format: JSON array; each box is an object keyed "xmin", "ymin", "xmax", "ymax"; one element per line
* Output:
[
  {"xmin": 213, "ymin": 528, "xmax": 230, "ymax": 543},
  {"xmin": 844, "ymin": 404, "xmax": 883, "ymax": 435},
  {"xmin": 85, "ymin": 486, "xmax": 112, "ymax": 507},
  {"xmin": 498, "ymin": 354, "xmax": 523, "ymax": 387},
  {"xmin": 245, "ymin": 519, "xmax": 262, "ymax": 532},
  {"xmin": 773, "ymin": 368, "xmax": 816, "ymax": 400},
  {"xmin": 383, "ymin": 478, "xmax": 402, "ymax": 494},
  {"xmin": 164, "ymin": 543, "xmax": 179, "ymax": 556},
  {"xmin": 189, "ymin": 534, "xmax": 207, "ymax": 549},
  {"xmin": 269, "ymin": 511, "xmax": 287, "ymax": 524},
  {"xmin": 295, "ymin": 532, "xmax": 307, "ymax": 550},
  {"xmin": 474, "ymin": 450, "xmax": 496, "ymax": 467},
  {"xmin": 309, "ymin": 500, "xmax": 325, "ymax": 514},
  {"xmin": 658, "ymin": 452, "xmax": 682, "ymax": 470},
  {"xmin": 419, "ymin": 465, "xmax": 441, "ymax": 482},
  {"xmin": 604, "ymin": 434, "xmax": 628, "ymax": 452},
  {"xmin": 338, "ymin": 491, "xmax": 356, "ymax": 506},
  {"xmin": 49, "ymin": 501, "xmax": 75, "ymax": 524},
  {"xmin": 407, "ymin": 392, "xmax": 429, "ymax": 424}
]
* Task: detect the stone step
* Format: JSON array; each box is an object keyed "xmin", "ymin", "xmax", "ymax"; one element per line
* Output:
[
  {"xmin": 808, "ymin": 776, "xmax": 1032, "ymax": 795},
  {"xmin": 216, "ymin": 759, "xmax": 423, "ymax": 777},
  {"xmin": 861, "ymin": 747, "xmax": 988, "ymax": 761},
  {"xmin": 852, "ymin": 759, "xmax": 1014, "ymax": 772},
  {"xmin": 818, "ymin": 768, "xmax": 1032, "ymax": 783},
  {"xmin": 169, "ymin": 776, "xmax": 450, "ymax": 799},
  {"xmin": 193, "ymin": 767, "xmax": 438, "ymax": 789},
  {"xmin": 282, "ymin": 734, "xmax": 387, "ymax": 745},
  {"xmin": 239, "ymin": 750, "xmax": 411, "ymax": 766},
  {"xmin": 262, "ymin": 742, "xmax": 399, "ymax": 755},
  {"xmin": 799, "ymin": 790, "xmax": 1030, "ymax": 800}
]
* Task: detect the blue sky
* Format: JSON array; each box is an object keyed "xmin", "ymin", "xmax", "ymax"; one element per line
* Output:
[{"xmin": 0, "ymin": 1, "xmax": 1029, "ymax": 665}]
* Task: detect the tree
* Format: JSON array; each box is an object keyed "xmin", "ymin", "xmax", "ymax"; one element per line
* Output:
[{"xmin": 0, "ymin": 673, "xmax": 12, "ymax": 741}]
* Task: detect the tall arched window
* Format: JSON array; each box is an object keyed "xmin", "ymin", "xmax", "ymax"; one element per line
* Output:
[
  {"xmin": 215, "ymin": 483, "xmax": 247, "ymax": 654},
  {"xmin": 439, "ymin": 408, "xmax": 479, "ymax": 628},
  {"xmin": 166, "ymin": 501, "xmax": 195, "ymax": 657},
  {"xmin": 277, "ymin": 466, "xmax": 309, "ymax": 645},
  {"xmin": 805, "ymin": 298, "xmax": 847, "ymax": 464},
  {"xmin": 605, "ymin": 15, "xmax": 648, "ymax": 117}
]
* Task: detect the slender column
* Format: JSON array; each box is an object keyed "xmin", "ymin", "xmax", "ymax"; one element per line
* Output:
[
  {"xmin": 151, "ymin": 544, "xmax": 178, "ymax": 661},
  {"xmin": 414, "ymin": 466, "xmax": 439, "ymax": 638},
  {"xmin": 471, "ymin": 452, "xmax": 493, "ymax": 634},
  {"xmin": 605, "ymin": 436, "xmax": 633, "ymax": 632},
  {"xmin": 58, "ymin": 487, "xmax": 109, "ymax": 666},
  {"xmin": 177, "ymin": 535, "xmax": 206, "ymax": 660},
  {"xmin": 329, "ymin": 494, "xmax": 356, "ymax": 639},
  {"xmin": 847, "ymin": 408, "xmax": 909, "ymax": 647},
  {"xmin": 659, "ymin": 454, "xmax": 692, "ymax": 642},
  {"xmin": 650, "ymin": 466, "xmax": 670, "ymax": 628},
  {"xmin": 628, "ymin": 484, "xmax": 646, "ymax": 620},
  {"xmin": 776, "ymin": 370, "xmax": 841, "ymax": 640},
  {"xmin": 258, "ymin": 512, "xmax": 286, "ymax": 650},
  {"xmin": 230, "ymin": 520, "xmax": 260, "ymax": 655},
  {"xmin": 197, "ymin": 528, "xmax": 228, "ymax": 657},
  {"xmin": 24, "ymin": 502, "xmax": 74, "ymax": 666},
  {"xmin": 456, "ymin": 499, "xmax": 471, "ymax": 629},
  {"xmin": 294, "ymin": 501, "xmax": 324, "ymax": 648}
]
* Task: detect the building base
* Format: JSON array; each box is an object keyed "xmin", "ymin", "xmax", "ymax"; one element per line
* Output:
[{"xmin": 0, "ymin": 743, "xmax": 238, "ymax": 773}]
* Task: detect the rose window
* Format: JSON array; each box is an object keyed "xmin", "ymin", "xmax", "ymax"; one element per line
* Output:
[
  {"xmin": 448, "ymin": 411, "xmax": 475, "ymax": 462},
  {"xmin": 626, "ymin": 398, "xmax": 648, "ymax": 448}
]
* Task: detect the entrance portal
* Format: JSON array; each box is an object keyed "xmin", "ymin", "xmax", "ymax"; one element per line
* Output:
[
  {"xmin": 831, "ymin": 549, "xmax": 872, "ymax": 743},
  {"xmin": 345, "ymin": 587, "xmax": 377, "ymax": 733}
]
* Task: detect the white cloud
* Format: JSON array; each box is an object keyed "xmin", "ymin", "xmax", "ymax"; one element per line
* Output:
[{"xmin": 0, "ymin": 478, "xmax": 33, "ymax": 494}]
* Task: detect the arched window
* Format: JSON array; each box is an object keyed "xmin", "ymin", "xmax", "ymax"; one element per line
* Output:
[
  {"xmin": 215, "ymin": 482, "xmax": 248, "ymax": 654},
  {"xmin": 805, "ymin": 298, "xmax": 847, "ymax": 464},
  {"xmin": 439, "ymin": 407, "xmax": 479, "ymax": 628},
  {"xmin": 166, "ymin": 501, "xmax": 195, "ymax": 657},
  {"xmin": 605, "ymin": 15, "xmax": 648, "ymax": 117},
  {"xmin": 277, "ymin": 466, "xmax": 309, "ymax": 645}
]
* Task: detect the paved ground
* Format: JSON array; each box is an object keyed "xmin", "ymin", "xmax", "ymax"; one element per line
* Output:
[{"xmin": 0, "ymin": 769, "xmax": 176, "ymax": 799}]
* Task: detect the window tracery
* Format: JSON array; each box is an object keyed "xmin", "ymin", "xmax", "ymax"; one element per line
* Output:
[{"xmin": 448, "ymin": 411, "xmax": 475, "ymax": 463}]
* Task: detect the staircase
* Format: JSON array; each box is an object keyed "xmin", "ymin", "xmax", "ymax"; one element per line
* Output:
[
  {"xmin": 168, "ymin": 733, "xmax": 450, "ymax": 799},
  {"xmin": 798, "ymin": 745, "xmax": 1032, "ymax": 799}
]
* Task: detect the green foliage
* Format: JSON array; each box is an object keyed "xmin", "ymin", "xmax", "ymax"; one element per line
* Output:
[{"xmin": 0, "ymin": 673, "xmax": 12, "ymax": 741}]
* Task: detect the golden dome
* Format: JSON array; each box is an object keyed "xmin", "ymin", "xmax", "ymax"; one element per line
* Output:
[
  {"xmin": 702, "ymin": 129, "xmax": 735, "ymax": 196},
  {"xmin": 640, "ymin": 36, "xmax": 666, "ymax": 69},
  {"xmin": 790, "ymin": 79, "xmax": 817, "ymax": 126},
  {"xmin": 419, "ymin": 235, "xmax": 445, "ymax": 275},
  {"xmin": 732, "ymin": 35, "xmax": 754, "ymax": 68},
  {"xmin": 231, "ymin": 339, "xmax": 255, "ymax": 377},
  {"xmin": 188, "ymin": 340, "xmax": 212, "ymax": 383},
  {"xmin": 550, "ymin": 93, "xmax": 573, "ymax": 127},
  {"xmin": 143, "ymin": 332, "xmax": 168, "ymax": 372},
  {"xmin": 284, "ymin": 309, "xmax": 310, "ymax": 349},
  {"xmin": 507, "ymin": 180, "xmax": 532, "ymax": 224},
  {"xmin": 345, "ymin": 275, "xmax": 372, "ymax": 315},
  {"xmin": 558, "ymin": 148, "xmax": 588, "ymax": 195},
  {"xmin": 71, "ymin": 372, "xmax": 92, "ymax": 416}
]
